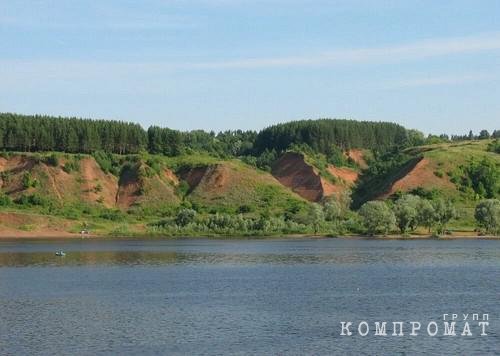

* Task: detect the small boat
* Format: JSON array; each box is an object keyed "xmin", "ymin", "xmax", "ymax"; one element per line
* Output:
[{"xmin": 55, "ymin": 251, "xmax": 66, "ymax": 257}]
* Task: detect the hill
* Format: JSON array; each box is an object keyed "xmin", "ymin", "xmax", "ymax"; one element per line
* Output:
[{"xmin": 0, "ymin": 113, "xmax": 498, "ymax": 237}]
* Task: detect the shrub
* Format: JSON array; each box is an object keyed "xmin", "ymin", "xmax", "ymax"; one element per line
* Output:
[
  {"xmin": 99, "ymin": 209, "xmax": 125, "ymax": 221},
  {"xmin": 92, "ymin": 151, "xmax": 120, "ymax": 175},
  {"xmin": 45, "ymin": 154, "xmax": 59, "ymax": 167},
  {"xmin": 62, "ymin": 160, "xmax": 80, "ymax": 173},
  {"xmin": 0, "ymin": 193, "xmax": 11, "ymax": 206},
  {"xmin": 14, "ymin": 193, "xmax": 51, "ymax": 207},
  {"xmin": 238, "ymin": 204, "xmax": 253, "ymax": 214},
  {"xmin": 175, "ymin": 181, "xmax": 190, "ymax": 197},
  {"xmin": 487, "ymin": 139, "xmax": 500, "ymax": 154},
  {"xmin": 433, "ymin": 170, "xmax": 444, "ymax": 178},
  {"xmin": 22, "ymin": 172, "xmax": 38, "ymax": 189},
  {"xmin": 175, "ymin": 208, "xmax": 197, "ymax": 227}
]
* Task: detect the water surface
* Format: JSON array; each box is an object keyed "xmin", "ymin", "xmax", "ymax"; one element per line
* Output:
[{"xmin": 0, "ymin": 238, "xmax": 499, "ymax": 355}]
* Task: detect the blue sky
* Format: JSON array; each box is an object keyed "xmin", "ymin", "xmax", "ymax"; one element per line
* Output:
[{"xmin": 1, "ymin": 0, "xmax": 499, "ymax": 134}]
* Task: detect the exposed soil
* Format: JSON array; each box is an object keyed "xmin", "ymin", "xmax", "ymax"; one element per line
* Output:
[
  {"xmin": 179, "ymin": 166, "xmax": 210, "ymax": 192},
  {"xmin": 381, "ymin": 157, "xmax": 454, "ymax": 198},
  {"xmin": 80, "ymin": 158, "xmax": 118, "ymax": 208},
  {"xmin": 163, "ymin": 168, "xmax": 179, "ymax": 185},
  {"xmin": 347, "ymin": 149, "xmax": 368, "ymax": 169},
  {"xmin": 327, "ymin": 166, "xmax": 359, "ymax": 185},
  {"xmin": 272, "ymin": 152, "xmax": 332, "ymax": 202},
  {"xmin": 116, "ymin": 166, "xmax": 141, "ymax": 209}
]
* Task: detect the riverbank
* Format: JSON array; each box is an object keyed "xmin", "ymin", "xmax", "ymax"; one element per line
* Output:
[{"xmin": 1, "ymin": 230, "xmax": 499, "ymax": 240}]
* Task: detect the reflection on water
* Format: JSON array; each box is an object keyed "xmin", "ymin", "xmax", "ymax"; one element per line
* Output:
[
  {"xmin": 1, "ymin": 238, "xmax": 499, "ymax": 355},
  {"xmin": 1, "ymin": 238, "xmax": 499, "ymax": 267}
]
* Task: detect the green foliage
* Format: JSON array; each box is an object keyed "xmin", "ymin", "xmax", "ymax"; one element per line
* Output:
[
  {"xmin": 359, "ymin": 200, "xmax": 396, "ymax": 235},
  {"xmin": 324, "ymin": 200, "xmax": 342, "ymax": 222},
  {"xmin": 175, "ymin": 208, "xmax": 197, "ymax": 227},
  {"xmin": 452, "ymin": 158, "xmax": 499, "ymax": 199},
  {"xmin": 432, "ymin": 198, "xmax": 457, "ymax": 234},
  {"xmin": 478, "ymin": 130, "xmax": 490, "ymax": 139},
  {"xmin": 0, "ymin": 192, "xmax": 11, "ymax": 206},
  {"xmin": 99, "ymin": 209, "xmax": 125, "ymax": 221},
  {"xmin": 147, "ymin": 126, "xmax": 256, "ymax": 158},
  {"xmin": 44, "ymin": 154, "xmax": 59, "ymax": 167},
  {"xmin": 352, "ymin": 152, "xmax": 416, "ymax": 207},
  {"xmin": 393, "ymin": 194, "xmax": 421, "ymax": 233},
  {"xmin": 409, "ymin": 187, "xmax": 441, "ymax": 200},
  {"xmin": 487, "ymin": 139, "xmax": 500, "ymax": 154},
  {"xmin": 175, "ymin": 181, "xmax": 191, "ymax": 197},
  {"xmin": 417, "ymin": 199, "xmax": 436, "ymax": 233},
  {"xmin": 308, "ymin": 203, "xmax": 325, "ymax": 233},
  {"xmin": 62, "ymin": 159, "xmax": 79, "ymax": 173},
  {"xmin": 254, "ymin": 119, "xmax": 409, "ymax": 156},
  {"xmin": 148, "ymin": 212, "xmax": 309, "ymax": 236},
  {"xmin": 22, "ymin": 172, "xmax": 38, "ymax": 189},
  {"xmin": 474, "ymin": 199, "xmax": 500, "ymax": 235},
  {"xmin": 240, "ymin": 150, "xmax": 279, "ymax": 171},
  {"xmin": 0, "ymin": 113, "xmax": 146, "ymax": 154},
  {"xmin": 15, "ymin": 193, "xmax": 52, "ymax": 207},
  {"xmin": 433, "ymin": 170, "xmax": 444, "ymax": 178},
  {"xmin": 405, "ymin": 129, "xmax": 426, "ymax": 147},
  {"xmin": 92, "ymin": 151, "xmax": 120, "ymax": 175},
  {"xmin": 238, "ymin": 204, "xmax": 253, "ymax": 214}
]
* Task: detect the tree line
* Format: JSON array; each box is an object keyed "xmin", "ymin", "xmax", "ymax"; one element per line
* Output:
[
  {"xmin": 253, "ymin": 119, "xmax": 410, "ymax": 155},
  {"xmin": 1, "ymin": 113, "xmax": 497, "ymax": 159},
  {"xmin": 0, "ymin": 113, "xmax": 146, "ymax": 154}
]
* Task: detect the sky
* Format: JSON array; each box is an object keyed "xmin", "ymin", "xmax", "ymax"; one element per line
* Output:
[{"xmin": 1, "ymin": 0, "xmax": 499, "ymax": 135}]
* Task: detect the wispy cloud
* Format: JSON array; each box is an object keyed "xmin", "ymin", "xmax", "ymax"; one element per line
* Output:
[
  {"xmin": 187, "ymin": 33, "xmax": 500, "ymax": 69},
  {"xmin": 394, "ymin": 73, "xmax": 499, "ymax": 88},
  {"xmin": 383, "ymin": 73, "xmax": 500, "ymax": 89}
]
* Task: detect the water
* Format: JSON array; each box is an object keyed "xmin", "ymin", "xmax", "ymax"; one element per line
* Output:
[{"xmin": 0, "ymin": 238, "xmax": 499, "ymax": 355}]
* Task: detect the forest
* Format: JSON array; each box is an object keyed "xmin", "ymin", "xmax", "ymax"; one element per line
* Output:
[
  {"xmin": 2, "ymin": 113, "xmax": 498, "ymax": 160},
  {"xmin": 1, "ymin": 113, "xmax": 416, "ymax": 157}
]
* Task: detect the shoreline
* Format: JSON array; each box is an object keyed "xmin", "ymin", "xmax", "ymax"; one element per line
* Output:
[{"xmin": 0, "ymin": 232, "xmax": 499, "ymax": 241}]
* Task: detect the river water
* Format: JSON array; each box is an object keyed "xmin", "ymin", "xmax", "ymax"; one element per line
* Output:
[{"xmin": 0, "ymin": 238, "xmax": 499, "ymax": 355}]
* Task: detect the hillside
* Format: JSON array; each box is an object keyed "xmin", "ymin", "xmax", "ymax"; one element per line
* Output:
[
  {"xmin": 350, "ymin": 140, "xmax": 499, "ymax": 229},
  {"xmin": 378, "ymin": 140, "xmax": 499, "ymax": 201},
  {"xmin": 0, "ymin": 152, "xmax": 311, "ymax": 236},
  {"xmin": 271, "ymin": 152, "xmax": 358, "ymax": 202},
  {"xmin": 0, "ymin": 118, "xmax": 498, "ymax": 237}
]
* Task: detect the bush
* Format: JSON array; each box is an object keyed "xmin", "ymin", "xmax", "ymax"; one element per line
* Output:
[
  {"xmin": 62, "ymin": 160, "xmax": 80, "ymax": 173},
  {"xmin": 14, "ymin": 193, "xmax": 51, "ymax": 207},
  {"xmin": 487, "ymin": 139, "xmax": 500, "ymax": 154},
  {"xmin": 238, "ymin": 204, "xmax": 253, "ymax": 214},
  {"xmin": 22, "ymin": 172, "xmax": 38, "ymax": 189},
  {"xmin": 0, "ymin": 193, "xmax": 11, "ymax": 206},
  {"xmin": 45, "ymin": 154, "xmax": 59, "ymax": 167},
  {"xmin": 433, "ymin": 170, "xmax": 444, "ymax": 178},
  {"xmin": 99, "ymin": 209, "xmax": 125, "ymax": 221},
  {"xmin": 92, "ymin": 151, "xmax": 120, "ymax": 175},
  {"xmin": 175, "ymin": 208, "xmax": 197, "ymax": 227}
]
